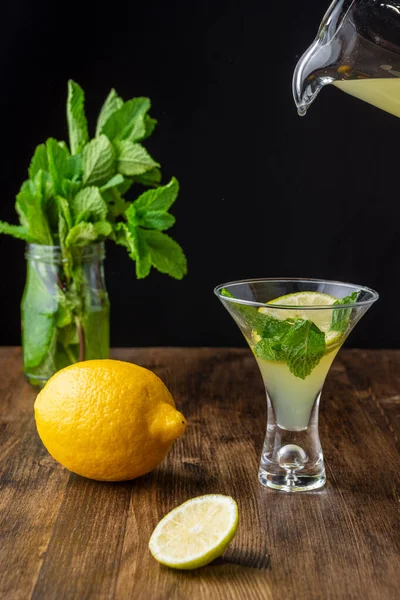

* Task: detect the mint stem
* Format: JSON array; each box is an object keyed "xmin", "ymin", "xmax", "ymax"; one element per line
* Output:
[
  {"xmin": 76, "ymin": 318, "xmax": 85, "ymax": 362},
  {"xmin": 64, "ymin": 343, "xmax": 78, "ymax": 365}
]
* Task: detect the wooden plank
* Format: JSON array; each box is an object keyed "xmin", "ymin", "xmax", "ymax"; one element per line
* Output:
[
  {"xmin": 0, "ymin": 349, "xmax": 70, "ymax": 600},
  {"xmin": 0, "ymin": 347, "xmax": 399, "ymax": 599}
]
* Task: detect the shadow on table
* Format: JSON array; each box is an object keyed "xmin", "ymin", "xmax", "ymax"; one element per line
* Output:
[{"xmin": 158, "ymin": 549, "xmax": 273, "ymax": 583}]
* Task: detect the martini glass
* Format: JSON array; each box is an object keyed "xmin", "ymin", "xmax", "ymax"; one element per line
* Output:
[{"xmin": 214, "ymin": 278, "xmax": 378, "ymax": 492}]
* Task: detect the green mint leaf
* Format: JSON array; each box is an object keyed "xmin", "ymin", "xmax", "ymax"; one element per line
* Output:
[
  {"xmin": 116, "ymin": 141, "xmax": 159, "ymax": 176},
  {"xmin": 58, "ymin": 141, "xmax": 69, "ymax": 153},
  {"xmin": 330, "ymin": 291, "xmax": 358, "ymax": 333},
  {"xmin": 133, "ymin": 177, "xmax": 178, "ymax": 212},
  {"xmin": 253, "ymin": 316, "xmax": 293, "ymax": 362},
  {"xmin": 258, "ymin": 315, "xmax": 293, "ymax": 340},
  {"xmin": 22, "ymin": 309, "xmax": 56, "ymax": 369},
  {"xmin": 254, "ymin": 338, "xmax": 281, "ymax": 361},
  {"xmin": 58, "ymin": 211, "xmax": 69, "ymax": 255},
  {"xmin": 334, "ymin": 292, "xmax": 358, "ymax": 305},
  {"xmin": 58, "ymin": 199, "xmax": 71, "ymax": 257},
  {"xmin": 130, "ymin": 226, "xmax": 151, "ymax": 278},
  {"xmin": 55, "ymin": 288, "xmax": 74, "ymax": 328},
  {"xmin": 113, "ymin": 222, "xmax": 131, "ymax": 249},
  {"xmin": 37, "ymin": 169, "xmax": 59, "ymax": 236},
  {"xmin": 21, "ymin": 264, "xmax": 57, "ymax": 368},
  {"xmin": 101, "ymin": 97, "xmax": 151, "ymax": 142},
  {"xmin": 142, "ymin": 115, "xmax": 158, "ymax": 140},
  {"xmin": 16, "ymin": 175, "xmax": 53, "ymax": 245},
  {"xmin": 282, "ymin": 319, "xmax": 326, "ymax": 379},
  {"xmin": 100, "ymin": 173, "xmax": 125, "ymax": 191},
  {"xmin": 28, "ymin": 144, "xmax": 48, "ymax": 179},
  {"xmin": 137, "ymin": 210, "xmax": 175, "ymax": 231},
  {"xmin": 96, "ymin": 89, "xmax": 124, "ymax": 137},
  {"xmin": 71, "ymin": 187, "xmax": 108, "ymax": 223},
  {"xmin": 57, "ymin": 196, "xmax": 73, "ymax": 229},
  {"xmin": 133, "ymin": 167, "xmax": 162, "ymax": 188},
  {"xmin": 102, "ymin": 188, "xmax": 129, "ymax": 219},
  {"xmin": 141, "ymin": 229, "xmax": 187, "ymax": 280},
  {"xmin": 67, "ymin": 153, "xmax": 83, "ymax": 180},
  {"xmin": 117, "ymin": 176, "xmax": 134, "ymax": 195},
  {"xmin": 220, "ymin": 287, "xmax": 265, "ymax": 331},
  {"xmin": 61, "ymin": 179, "xmax": 82, "ymax": 202},
  {"xmin": 46, "ymin": 138, "xmax": 70, "ymax": 196},
  {"xmin": 65, "ymin": 221, "xmax": 112, "ymax": 246},
  {"xmin": 115, "ymin": 222, "xmax": 151, "ymax": 278},
  {"xmin": 0, "ymin": 220, "xmax": 34, "ymax": 242},
  {"xmin": 67, "ymin": 80, "xmax": 89, "ymax": 154},
  {"xmin": 82, "ymin": 134, "xmax": 116, "ymax": 186}
]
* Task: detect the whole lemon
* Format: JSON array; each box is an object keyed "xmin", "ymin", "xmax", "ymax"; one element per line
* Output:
[{"xmin": 34, "ymin": 359, "xmax": 186, "ymax": 481}]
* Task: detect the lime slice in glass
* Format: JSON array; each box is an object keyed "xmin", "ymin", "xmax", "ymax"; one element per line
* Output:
[{"xmin": 258, "ymin": 291, "xmax": 341, "ymax": 348}]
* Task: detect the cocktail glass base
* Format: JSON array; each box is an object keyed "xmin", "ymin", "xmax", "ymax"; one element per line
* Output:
[{"xmin": 258, "ymin": 468, "xmax": 326, "ymax": 492}]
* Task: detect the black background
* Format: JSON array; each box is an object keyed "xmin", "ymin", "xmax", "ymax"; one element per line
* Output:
[{"xmin": 0, "ymin": 0, "xmax": 397, "ymax": 348}]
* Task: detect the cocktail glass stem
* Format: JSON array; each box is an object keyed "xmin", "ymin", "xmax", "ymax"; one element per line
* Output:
[{"xmin": 259, "ymin": 390, "xmax": 325, "ymax": 491}]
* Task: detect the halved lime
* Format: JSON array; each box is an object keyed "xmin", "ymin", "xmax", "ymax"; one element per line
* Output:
[
  {"xmin": 258, "ymin": 291, "xmax": 341, "ymax": 347},
  {"xmin": 148, "ymin": 494, "xmax": 238, "ymax": 570}
]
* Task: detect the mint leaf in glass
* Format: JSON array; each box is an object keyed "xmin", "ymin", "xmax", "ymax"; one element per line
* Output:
[
  {"xmin": 282, "ymin": 319, "xmax": 326, "ymax": 379},
  {"xmin": 21, "ymin": 264, "xmax": 57, "ymax": 369},
  {"xmin": 254, "ymin": 338, "xmax": 283, "ymax": 361},
  {"xmin": 330, "ymin": 291, "xmax": 358, "ymax": 333},
  {"xmin": 220, "ymin": 287, "xmax": 265, "ymax": 331}
]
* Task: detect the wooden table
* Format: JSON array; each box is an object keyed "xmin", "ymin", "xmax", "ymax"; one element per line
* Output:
[{"xmin": 0, "ymin": 347, "xmax": 399, "ymax": 600}]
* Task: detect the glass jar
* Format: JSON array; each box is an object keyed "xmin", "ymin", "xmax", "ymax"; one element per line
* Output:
[{"xmin": 21, "ymin": 243, "xmax": 110, "ymax": 386}]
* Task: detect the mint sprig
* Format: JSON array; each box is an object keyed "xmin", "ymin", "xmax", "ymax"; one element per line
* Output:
[
  {"xmin": 1, "ymin": 80, "xmax": 187, "ymax": 380},
  {"xmin": 220, "ymin": 288, "xmax": 327, "ymax": 379},
  {"xmin": 0, "ymin": 79, "xmax": 186, "ymax": 280},
  {"xmin": 254, "ymin": 317, "xmax": 326, "ymax": 378}
]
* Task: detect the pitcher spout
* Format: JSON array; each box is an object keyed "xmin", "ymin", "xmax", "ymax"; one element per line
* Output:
[
  {"xmin": 293, "ymin": 42, "xmax": 336, "ymax": 116},
  {"xmin": 292, "ymin": 0, "xmax": 356, "ymax": 115}
]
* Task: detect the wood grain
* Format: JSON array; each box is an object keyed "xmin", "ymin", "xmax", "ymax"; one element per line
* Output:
[{"xmin": 0, "ymin": 347, "xmax": 399, "ymax": 600}]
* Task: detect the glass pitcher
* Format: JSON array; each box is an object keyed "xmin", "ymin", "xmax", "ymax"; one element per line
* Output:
[{"xmin": 293, "ymin": 0, "xmax": 400, "ymax": 116}]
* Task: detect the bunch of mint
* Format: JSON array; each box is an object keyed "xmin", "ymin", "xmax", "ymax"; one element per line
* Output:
[
  {"xmin": 0, "ymin": 80, "xmax": 187, "ymax": 280},
  {"xmin": 221, "ymin": 289, "xmax": 357, "ymax": 379}
]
